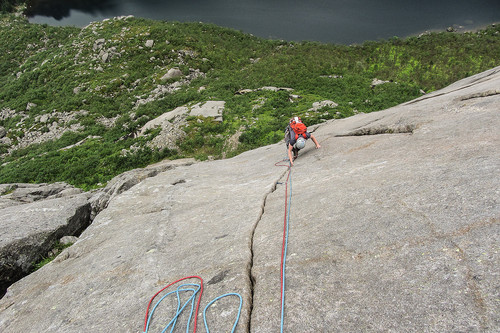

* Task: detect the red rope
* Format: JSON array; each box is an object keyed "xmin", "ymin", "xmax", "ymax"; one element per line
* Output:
[{"xmin": 143, "ymin": 276, "xmax": 204, "ymax": 332}]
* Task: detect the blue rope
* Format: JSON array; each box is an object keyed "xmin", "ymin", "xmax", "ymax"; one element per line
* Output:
[
  {"xmin": 144, "ymin": 283, "xmax": 242, "ymax": 333},
  {"xmin": 203, "ymin": 293, "xmax": 243, "ymax": 333},
  {"xmin": 145, "ymin": 283, "xmax": 201, "ymax": 333},
  {"xmin": 281, "ymin": 164, "xmax": 292, "ymax": 332}
]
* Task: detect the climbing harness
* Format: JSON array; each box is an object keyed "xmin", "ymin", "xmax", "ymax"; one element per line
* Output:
[{"xmin": 143, "ymin": 276, "xmax": 243, "ymax": 333}]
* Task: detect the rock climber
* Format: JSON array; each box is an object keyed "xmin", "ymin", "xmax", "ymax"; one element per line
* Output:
[{"xmin": 285, "ymin": 117, "xmax": 321, "ymax": 166}]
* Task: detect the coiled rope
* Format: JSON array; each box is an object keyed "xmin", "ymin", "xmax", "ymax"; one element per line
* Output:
[
  {"xmin": 143, "ymin": 276, "xmax": 242, "ymax": 333},
  {"xmin": 143, "ymin": 276, "xmax": 203, "ymax": 333}
]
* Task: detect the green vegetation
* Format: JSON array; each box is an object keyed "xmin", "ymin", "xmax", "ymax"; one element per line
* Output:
[
  {"xmin": 0, "ymin": 0, "xmax": 23, "ymax": 13},
  {"xmin": 0, "ymin": 185, "xmax": 15, "ymax": 196},
  {"xmin": 0, "ymin": 13, "xmax": 499, "ymax": 189},
  {"xmin": 32, "ymin": 241, "xmax": 73, "ymax": 271}
]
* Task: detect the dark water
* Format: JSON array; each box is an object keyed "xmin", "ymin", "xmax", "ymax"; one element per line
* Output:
[{"xmin": 26, "ymin": 0, "xmax": 500, "ymax": 44}]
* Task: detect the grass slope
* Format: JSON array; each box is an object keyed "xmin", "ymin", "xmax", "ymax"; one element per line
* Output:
[{"xmin": 0, "ymin": 13, "xmax": 499, "ymax": 189}]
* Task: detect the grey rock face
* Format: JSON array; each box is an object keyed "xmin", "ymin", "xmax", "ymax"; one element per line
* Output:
[
  {"xmin": 138, "ymin": 106, "xmax": 189, "ymax": 151},
  {"xmin": 161, "ymin": 67, "xmax": 183, "ymax": 81},
  {"xmin": 0, "ymin": 66, "xmax": 499, "ymax": 332},
  {"xmin": 190, "ymin": 101, "xmax": 225, "ymax": 121},
  {"xmin": 309, "ymin": 100, "xmax": 338, "ymax": 111},
  {"xmin": 93, "ymin": 38, "xmax": 105, "ymax": 50},
  {"xmin": 59, "ymin": 236, "xmax": 78, "ymax": 245},
  {"xmin": 1, "ymin": 183, "xmax": 83, "ymax": 204},
  {"xmin": 0, "ymin": 183, "xmax": 84, "ymax": 210},
  {"xmin": 0, "ymin": 194, "xmax": 91, "ymax": 297},
  {"xmin": 88, "ymin": 158, "xmax": 195, "ymax": 219},
  {"xmin": 371, "ymin": 77, "xmax": 391, "ymax": 87},
  {"xmin": 0, "ymin": 126, "xmax": 5, "ymax": 138},
  {"xmin": 251, "ymin": 66, "xmax": 500, "ymax": 332}
]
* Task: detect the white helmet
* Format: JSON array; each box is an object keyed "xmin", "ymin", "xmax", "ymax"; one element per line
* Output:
[{"xmin": 295, "ymin": 137, "xmax": 306, "ymax": 150}]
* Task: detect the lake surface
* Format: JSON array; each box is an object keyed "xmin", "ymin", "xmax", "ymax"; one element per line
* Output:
[{"xmin": 26, "ymin": 0, "xmax": 500, "ymax": 44}]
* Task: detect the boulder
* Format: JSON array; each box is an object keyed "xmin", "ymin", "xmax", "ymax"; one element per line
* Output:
[
  {"xmin": 0, "ymin": 137, "xmax": 11, "ymax": 146},
  {"xmin": 93, "ymin": 38, "xmax": 105, "ymax": 50},
  {"xmin": 26, "ymin": 102, "xmax": 37, "ymax": 111},
  {"xmin": 371, "ymin": 78, "xmax": 391, "ymax": 87},
  {"xmin": 1, "ymin": 182, "xmax": 82, "ymax": 204},
  {"xmin": 258, "ymin": 86, "xmax": 294, "ymax": 92},
  {"xmin": 101, "ymin": 52, "xmax": 110, "ymax": 63},
  {"xmin": 139, "ymin": 107, "xmax": 189, "ymax": 136},
  {"xmin": 236, "ymin": 87, "xmax": 294, "ymax": 94},
  {"xmin": 309, "ymin": 100, "xmax": 338, "ymax": 111},
  {"xmin": 137, "ymin": 106, "xmax": 189, "ymax": 150},
  {"xmin": 235, "ymin": 89, "xmax": 254, "ymax": 95},
  {"xmin": 161, "ymin": 68, "xmax": 183, "ymax": 81},
  {"xmin": 39, "ymin": 114, "xmax": 49, "ymax": 123},
  {"xmin": 189, "ymin": 101, "xmax": 225, "ymax": 121},
  {"xmin": 0, "ymin": 127, "xmax": 6, "ymax": 139},
  {"xmin": 0, "ymin": 194, "xmax": 91, "ymax": 297},
  {"xmin": 60, "ymin": 236, "xmax": 78, "ymax": 245}
]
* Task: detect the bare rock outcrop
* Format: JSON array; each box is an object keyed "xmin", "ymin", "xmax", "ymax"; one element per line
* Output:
[
  {"xmin": 0, "ymin": 193, "xmax": 91, "ymax": 297},
  {"xmin": 88, "ymin": 158, "xmax": 196, "ymax": 219},
  {"xmin": 189, "ymin": 101, "xmax": 225, "ymax": 121},
  {"xmin": 0, "ymin": 183, "xmax": 84, "ymax": 209},
  {"xmin": 1, "ymin": 183, "xmax": 82, "ymax": 203},
  {"xmin": 161, "ymin": 67, "xmax": 183, "ymax": 81},
  {"xmin": 308, "ymin": 100, "xmax": 338, "ymax": 111},
  {"xmin": 0, "ymin": 67, "xmax": 499, "ymax": 332},
  {"xmin": 0, "ymin": 160, "xmax": 197, "ymax": 298},
  {"xmin": 137, "ymin": 101, "xmax": 226, "ymax": 151}
]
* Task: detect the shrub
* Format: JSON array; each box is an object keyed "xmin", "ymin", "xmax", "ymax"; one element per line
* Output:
[{"xmin": 0, "ymin": 13, "xmax": 498, "ymax": 188}]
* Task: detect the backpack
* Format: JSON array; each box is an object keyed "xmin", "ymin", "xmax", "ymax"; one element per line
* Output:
[{"xmin": 289, "ymin": 118, "xmax": 307, "ymax": 141}]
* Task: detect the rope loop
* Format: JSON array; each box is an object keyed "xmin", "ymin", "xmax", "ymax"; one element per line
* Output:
[
  {"xmin": 143, "ymin": 276, "xmax": 203, "ymax": 333},
  {"xmin": 203, "ymin": 293, "xmax": 243, "ymax": 333},
  {"xmin": 143, "ymin": 276, "xmax": 242, "ymax": 333}
]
